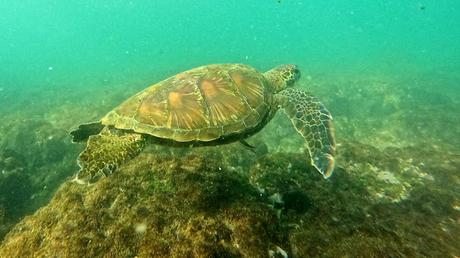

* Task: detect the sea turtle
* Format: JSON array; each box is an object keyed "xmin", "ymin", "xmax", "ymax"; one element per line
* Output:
[{"xmin": 70, "ymin": 64, "xmax": 336, "ymax": 183}]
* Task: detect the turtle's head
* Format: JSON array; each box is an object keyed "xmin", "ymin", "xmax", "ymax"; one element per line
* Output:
[{"xmin": 264, "ymin": 64, "xmax": 301, "ymax": 93}]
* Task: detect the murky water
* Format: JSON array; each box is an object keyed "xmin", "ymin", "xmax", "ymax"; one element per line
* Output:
[{"xmin": 1, "ymin": 1, "xmax": 459, "ymax": 257}]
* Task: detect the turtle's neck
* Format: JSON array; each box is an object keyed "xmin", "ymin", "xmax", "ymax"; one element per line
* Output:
[
  {"xmin": 263, "ymin": 68, "xmax": 286, "ymax": 93},
  {"xmin": 263, "ymin": 64, "xmax": 301, "ymax": 93}
]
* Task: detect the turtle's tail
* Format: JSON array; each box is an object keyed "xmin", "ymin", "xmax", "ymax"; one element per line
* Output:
[{"xmin": 70, "ymin": 121, "xmax": 105, "ymax": 142}]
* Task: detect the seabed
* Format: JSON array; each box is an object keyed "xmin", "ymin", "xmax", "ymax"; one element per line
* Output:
[{"xmin": 0, "ymin": 70, "xmax": 459, "ymax": 257}]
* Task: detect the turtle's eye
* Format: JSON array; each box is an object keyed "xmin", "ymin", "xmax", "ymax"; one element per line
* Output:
[{"xmin": 284, "ymin": 65, "xmax": 300, "ymax": 87}]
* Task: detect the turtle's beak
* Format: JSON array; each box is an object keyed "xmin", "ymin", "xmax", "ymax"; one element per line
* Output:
[{"xmin": 292, "ymin": 65, "xmax": 301, "ymax": 83}]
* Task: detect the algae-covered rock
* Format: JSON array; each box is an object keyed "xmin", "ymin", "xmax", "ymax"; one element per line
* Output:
[
  {"xmin": 0, "ymin": 148, "xmax": 285, "ymax": 257},
  {"xmin": 292, "ymin": 142, "xmax": 459, "ymax": 257},
  {"xmin": 0, "ymin": 205, "xmax": 7, "ymax": 239},
  {"xmin": 0, "ymin": 140, "xmax": 459, "ymax": 257},
  {"xmin": 250, "ymin": 140, "xmax": 460, "ymax": 257},
  {"xmin": 0, "ymin": 171, "xmax": 34, "ymax": 241},
  {"xmin": 0, "ymin": 172, "xmax": 34, "ymax": 218},
  {"xmin": 1, "ymin": 120, "xmax": 73, "ymax": 168},
  {"xmin": 0, "ymin": 119, "xmax": 81, "ymax": 233}
]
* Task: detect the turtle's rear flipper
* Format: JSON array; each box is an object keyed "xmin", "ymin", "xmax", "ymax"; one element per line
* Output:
[
  {"xmin": 276, "ymin": 88, "xmax": 336, "ymax": 178},
  {"xmin": 70, "ymin": 122, "xmax": 105, "ymax": 142},
  {"xmin": 75, "ymin": 127, "xmax": 146, "ymax": 184}
]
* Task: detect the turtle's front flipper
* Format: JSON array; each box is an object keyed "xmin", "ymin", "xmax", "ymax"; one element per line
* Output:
[
  {"xmin": 275, "ymin": 88, "xmax": 336, "ymax": 178},
  {"xmin": 75, "ymin": 127, "xmax": 146, "ymax": 184}
]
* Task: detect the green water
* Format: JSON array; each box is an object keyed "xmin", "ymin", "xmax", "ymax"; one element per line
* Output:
[
  {"xmin": 1, "ymin": 1, "xmax": 459, "ymax": 257},
  {"xmin": 2, "ymin": 1, "xmax": 459, "ymax": 87}
]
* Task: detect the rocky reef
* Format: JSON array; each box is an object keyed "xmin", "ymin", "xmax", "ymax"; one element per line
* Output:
[
  {"xmin": 0, "ymin": 70, "xmax": 459, "ymax": 257},
  {"xmin": 0, "ymin": 139, "xmax": 458, "ymax": 257},
  {"xmin": 0, "ymin": 119, "xmax": 80, "ymax": 240},
  {"xmin": 0, "ymin": 82, "xmax": 135, "ymax": 241},
  {"xmin": 0, "ymin": 146, "xmax": 280, "ymax": 257}
]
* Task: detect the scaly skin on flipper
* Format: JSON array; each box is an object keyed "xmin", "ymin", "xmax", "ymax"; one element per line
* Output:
[
  {"xmin": 75, "ymin": 127, "xmax": 146, "ymax": 184},
  {"xmin": 275, "ymin": 88, "xmax": 336, "ymax": 178}
]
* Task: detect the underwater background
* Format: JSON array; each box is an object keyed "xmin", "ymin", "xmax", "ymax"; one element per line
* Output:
[{"xmin": 0, "ymin": 0, "xmax": 459, "ymax": 257}]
